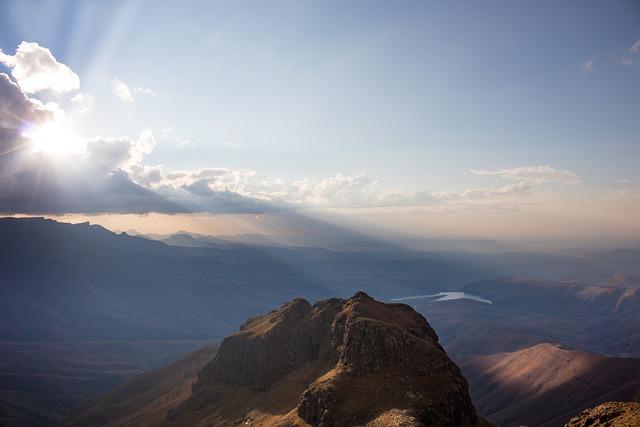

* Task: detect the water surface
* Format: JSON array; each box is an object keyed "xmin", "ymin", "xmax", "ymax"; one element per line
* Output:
[{"xmin": 391, "ymin": 292, "xmax": 492, "ymax": 304}]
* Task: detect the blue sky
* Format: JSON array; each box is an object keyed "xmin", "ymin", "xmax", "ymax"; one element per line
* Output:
[{"xmin": 0, "ymin": 1, "xmax": 639, "ymax": 240}]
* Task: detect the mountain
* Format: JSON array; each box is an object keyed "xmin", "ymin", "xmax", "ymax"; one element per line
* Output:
[
  {"xmin": 461, "ymin": 344, "xmax": 640, "ymax": 426},
  {"xmin": 464, "ymin": 278, "xmax": 640, "ymax": 317},
  {"xmin": 0, "ymin": 340, "xmax": 208, "ymax": 427},
  {"xmin": 415, "ymin": 278, "xmax": 640, "ymax": 357},
  {"xmin": 565, "ymin": 402, "xmax": 640, "ymax": 427},
  {"xmin": 400, "ymin": 278, "xmax": 640, "ymax": 426},
  {"xmin": 4, "ymin": 217, "xmax": 640, "ymax": 426},
  {"xmin": 607, "ymin": 273, "xmax": 640, "ymax": 288},
  {"xmin": 0, "ymin": 217, "xmax": 489, "ymax": 342},
  {"xmin": 62, "ymin": 345, "xmax": 218, "ymax": 427},
  {"xmin": 64, "ymin": 292, "xmax": 487, "ymax": 427},
  {"xmin": 158, "ymin": 233, "xmax": 218, "ymax": 247},
  {"xmin": 0, "ymin": 217, "xmax": 491, "ymax": 426}
]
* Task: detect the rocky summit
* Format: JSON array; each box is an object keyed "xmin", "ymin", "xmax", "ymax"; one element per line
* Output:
[{"xmin": 169, "ymin": 291, "xmax": 479, "ymax": 426}]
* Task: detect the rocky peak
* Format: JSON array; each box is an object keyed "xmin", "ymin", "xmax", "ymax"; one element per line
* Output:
[{"xmin": 183, "ymin": 292, "xmax": 479, "ymax": 426}]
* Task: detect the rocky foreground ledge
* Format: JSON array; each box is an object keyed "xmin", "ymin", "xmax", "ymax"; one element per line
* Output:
[
  {"xmin": 564, "ymin": 402, "xmax": 640, "ymax": 427},
  {"xmin": 171, "ymin": 291, "xmax": 480, "ymax": 426}
]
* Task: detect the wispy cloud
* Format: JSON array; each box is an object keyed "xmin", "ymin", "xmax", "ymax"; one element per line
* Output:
[
  {"xmin": 134, "ymin": 86, "xmax": 156, "ymax": 97},
  {"xmin": 71, "ymin": 93, "xmax": 94, "ymax": 113},
  {"xmin": 110, "ymin": 78, "xmax": 155, "ymax": 102},
  {"xmin": 160, "ymin": 126, "xmax": 190, "ymax": 147},
  {"xmin": 433, "ymin": 182, "xmax": 532, "ymax": 201},
  {"xmin": 583, "ymin": 57, "xmax": 594, "ymax": 71},
  {"xmin": 620, "ymin": 39, "xmax": 640, "ymax": 66},
  {"xmin": 468, "ymin": 165, "xmax": 580, "ymax": 185},
  {"xmin": 111, "ymin": 78, "xmax": 134, "ymax": 102}
]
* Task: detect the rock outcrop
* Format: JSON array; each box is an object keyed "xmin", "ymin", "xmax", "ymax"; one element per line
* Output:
[
  {"xmin": 175, "ymin": 291, "xmax": 479, "ymax": 426},
  {"xmin": 565, "ymin": 402, "xmax": 640, "ymax": 427}
]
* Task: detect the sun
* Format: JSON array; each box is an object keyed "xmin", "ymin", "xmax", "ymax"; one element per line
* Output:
[{"xmin": 24, "ymin": 122, "xmax": 82, "ymax": 157}]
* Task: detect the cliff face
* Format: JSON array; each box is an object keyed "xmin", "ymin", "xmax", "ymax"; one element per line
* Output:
[{"xmin": 179, "ymin": 291, "xmax": 478, "ymax": 426}]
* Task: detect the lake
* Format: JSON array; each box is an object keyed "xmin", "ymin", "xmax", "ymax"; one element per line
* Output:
[{"xmin": 391, "ymin": 292, "xmax": 492, "ymax": 304}]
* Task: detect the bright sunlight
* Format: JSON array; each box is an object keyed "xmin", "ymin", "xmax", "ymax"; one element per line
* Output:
[{"xmin": 23, "ymin": 121, "xmax": 82, "ymax": 157}]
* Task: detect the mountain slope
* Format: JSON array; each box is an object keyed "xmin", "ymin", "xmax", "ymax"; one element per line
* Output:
[
  {"xmin": 0, "ymin": 340, "xmax": 208, "ymax": 427},
  {"xmin": 64, "ymin": 292, "xmax": 482, "ymax": 427},
  {"xmin": 62, "ymin": 345, "xmax": 217, "ymax": 427},
  {"xmin": 461, "ymin": 344, "xmax": 640, "ymax": 426}
]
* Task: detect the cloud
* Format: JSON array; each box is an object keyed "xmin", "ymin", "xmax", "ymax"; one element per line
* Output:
[
  {"xmin": 583, "ymin": 57, "xmax": 594, "ymax": 71},
  {"xmin": 0, "ymin": 41, "xmax": 590, "ymax": 217},
  {"xmin": 621, "ymin": 39, "xmax": 640, "ymax": 66},
  {"xmin": 176, "ymin": 136, "xmax": 190, "ymax": 147},
  {"xmin": 111, "ymin": 78, "xmax": 134, "ymax": 102},
  {"xmin": 468, "ymin": 165, "xmax": 580, "ymax": 185},
  {"xmin": 133, "ymin": 86, "xmax": 156, "ymax": 97},
  {"xmin": 110, "ymin": 78, "xmax": 155, "ymax": 102},
  {"xmin": 71, "ymin": 93, "xmax": 94, "ymax": 113},
  {"xmin": 433, "ymin": 181, "xmax": 532, "ymax": 201},
  {"xmin": 0, "ymin": 42, "xmax": 79, "ymax": 94}
]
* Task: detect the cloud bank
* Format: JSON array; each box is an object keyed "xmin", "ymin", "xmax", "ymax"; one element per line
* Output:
[{"xmin": 0, "ymin": 41, "xmax": 585, "ymax": 217}]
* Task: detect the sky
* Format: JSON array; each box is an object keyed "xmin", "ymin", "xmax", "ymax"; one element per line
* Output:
[{"xmin": 0, "ymin": 1, "xmax": 639, "ymax": 244}]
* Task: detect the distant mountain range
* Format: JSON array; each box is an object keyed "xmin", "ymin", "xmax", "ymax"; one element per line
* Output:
[{"xmin": 2, "ymin": 217, "xmax": 640, "ymax": 426}]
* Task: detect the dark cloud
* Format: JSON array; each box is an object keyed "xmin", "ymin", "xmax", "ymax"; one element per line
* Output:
[{"xmin": 0, "ymin": 163, "xmax": 186, "ymax": 215}]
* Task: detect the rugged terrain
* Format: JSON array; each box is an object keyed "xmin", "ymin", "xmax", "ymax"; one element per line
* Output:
[
  {"xmin": 65, "ymin": 292, "xmax": 482, "ymax": 427},
  {"xmin": 410, "ymin": 278, "xmax": 640, "ymax": 426},
  {"xmin": 564, "ymin": 402, "xmax": 640, "ymax": 427}
]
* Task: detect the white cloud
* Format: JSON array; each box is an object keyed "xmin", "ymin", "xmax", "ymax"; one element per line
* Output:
[
  {"xmin": 0, "ymin": 42, "xmax": 79, "ymax": 94},
  {"xmin": 110, "ymin": 78, "xmax": 156, "ymax": 102},
  {"xmin": 0, "ymin": 42, "xmax": 592, "ymax": 215},
  {"xmin": 159, "ymin": 126, "xmax": 190, "ymax": 147},
  {"xmin": 134, "ymin": 86, "xmax": 156, "ymax": 97},
  {"xmin": 111, "ymin": 78, "xmax": 134, "ymax": 102},
  {"xmin": 84, "ymin": 128, "xmax": 156, "ymax": 175},
  {"xmin": 468, "ymin": 165, "xmax": 580, "ymax": 185},
  {"xmin": 176, "ymin": 136, "xmax": 190, "ymax": 147},
  {"xmin": 621, "ymin": 39, "xmax": 640, "ymax": 66},
  {"xmin": 583, "ymin": 57, "xmax": 594, "ymax": 71},
  {"xmin": 71, "ymin": 93, "xmax": 94, "ymax": 113},
  {"xmin": 433, "ymin": 181, "xmax": 532, "ymax": 201}
]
